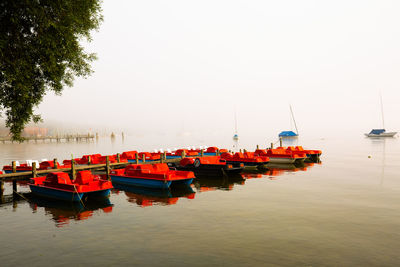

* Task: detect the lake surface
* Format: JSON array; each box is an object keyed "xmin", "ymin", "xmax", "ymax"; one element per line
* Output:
[{"xmin": 1, "ymin": 136, "xmax": 400, "ymax": 266}]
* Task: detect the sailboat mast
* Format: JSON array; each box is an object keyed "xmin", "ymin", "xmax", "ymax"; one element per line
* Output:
[
  {"xmin": 380, "ymin": 92, "xmax": 385, "ymax": 129},
  {"xmin": 234, "ymin": 108, "xmax": 238, "ymax": 133},
  {"xmin": 290, "ymin": 105, "xmax": 299, "ymax": 135}
]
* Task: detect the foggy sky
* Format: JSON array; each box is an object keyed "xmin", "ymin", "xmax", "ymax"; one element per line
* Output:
[{"xmin": 36, "ymin": 0, "xmax": 400, "ymax": 142}]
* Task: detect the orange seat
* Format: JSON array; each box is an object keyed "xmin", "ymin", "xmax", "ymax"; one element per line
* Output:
[{"xmin": 75, "ymin": 171, "xmax": 94, "ymax": 185}]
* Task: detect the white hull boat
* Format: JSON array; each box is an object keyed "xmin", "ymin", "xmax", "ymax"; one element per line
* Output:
[
  {"xmin": 365, "ymin": 131, "xmax": 397, "ymax": 137},
  {"xmin": 366, "ymin": 93, "xmax": 397, "ymax": 138}
]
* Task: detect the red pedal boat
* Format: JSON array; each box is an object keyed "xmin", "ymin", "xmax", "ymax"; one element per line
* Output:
[
  {"xmin": 254, "ymin": 148, "xmax": 307, "ymax": 164},
  {"xmin": 110, "ymin": 163, "xmax": 195, "ymax": 189},
  {"xmin": 220, "ymin": 152, "xmax": 269, "ymax": 167},
  {"xmin": 174, "ymin": 156, "xmax": 244, "ymax": 177},
  {"xmin": 283, "ymin": 146, "xmax": 322, "ymax": 162},
  {"xmin": 29, "ymin": 171, "xmax": 113, "ymax": 202}
]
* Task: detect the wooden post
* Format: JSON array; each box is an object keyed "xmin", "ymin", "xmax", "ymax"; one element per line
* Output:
[
  {"xmin": 88, "ymin": 155, "xmax": 91, "ymax": 165},
  {"xmin": 240, "ymin": 149, "xmax": 242, "ymax": 153},
  {"xmin": 160, "ymin": 153, "xmax": 164, "ymax": 163},
  {"xmin": 271, "ymin": 142, "xmax": 274, "ymax": 149},
  {"xmin": 181, "ymin": 150, "xmax": 186, "ymax": 159},
  {"xmin": 12, "ymin": 179, "xmax": 17, "ymax": 194},
  {"xmin": 201, "ymin": 150, "xmax": 204, "ymax": 157},
  {"xmin": 0, "ymin": 180, "xmax": 4, "ymax": 200},
  {"xmin": 12, "ymin": 161, "xmax": 16, "ymax": 173},
  {"xmin": 244, "ymin": 149, "xmax": 247, "ymax": 153},
  {"xmin": 71, "ymin": 159, "xmax": 76, "ymax": 180},
  {"xmin": 135, "ymin": 153, "xmax": 139, "ymax": 164},
  {"xmin": 106, "ymin": 156, "xmax": 110, "ymax": 180},
  {"xmin": 53, "ymin": 158, "xmax": 58, "ymax": 169},
  {"xmin": 216, "ymin": 149, "xmax": 219, "ymax": 156},
  {"xmin": 163, "ymin": 151, "xmax": 167, "ymax": 162},
  {"xmin": 256, "ymin": 144, "xmax": 259, "ymax": 149},
  {"xmin": 279, "ymin": 137, "xmax": 282, "ymax": 147},
  {"xmin": 117, "ymin": 153, "xmax": 121, "ymax": 163},
  {"xmin": 32, "ymin": 162, "xmax": 37, "ymax": 178},
  {"xmin": 11, "ymin": 161, "xmax": 17, "ymax": 193},
  {"xmin": 142, "ymin": 154, "xmax": 146, "ymax": 163}
]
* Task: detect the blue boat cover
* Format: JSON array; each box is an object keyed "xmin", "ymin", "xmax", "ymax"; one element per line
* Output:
[
  {"xmin": 279, "ymin": 131, "xmax": 298, "ymax": 137},
  {"xmin": 369, "ymin": 129, "xmax": 385, "ymax": 134}
]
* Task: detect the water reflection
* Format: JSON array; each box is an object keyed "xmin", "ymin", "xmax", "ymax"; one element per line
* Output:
[
  {"xmin": 367, "ymin": 137, "xmax": 387, "ymax": 186},
  {"xmin": 112, "ymin": 184, "xmax": 196, "ymax": 207},
  {"xmin": 193, "ymin": 174, "xmax": 245, "ymax": 192},
  {"xmin": 26, "ymin": 193, "xmax": 113, "ymax": 227},
  {"xmin": 242, "ymin": 162, "xmax": 316, "ymax": 179}
]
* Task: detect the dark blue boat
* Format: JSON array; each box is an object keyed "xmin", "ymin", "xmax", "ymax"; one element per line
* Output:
[{"xmin": 278, "ymin": 131, "xmax": 298, "ymax": 138}]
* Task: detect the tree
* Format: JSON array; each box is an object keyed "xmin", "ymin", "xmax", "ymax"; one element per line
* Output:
[{"xmin": 0, "ymin": 0, "xmax": 103, "ymax": 140}]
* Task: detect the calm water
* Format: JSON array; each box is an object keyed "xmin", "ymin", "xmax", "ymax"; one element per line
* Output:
[{"xmin": 1, "ymin": 136, "xmax": 400, "ymax": 266}]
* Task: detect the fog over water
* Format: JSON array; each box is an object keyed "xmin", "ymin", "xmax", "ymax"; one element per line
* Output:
[
  {"xmin": 12, "ymin": 0, "xmax": 397, "ymax": 142},
  {"xmin": 2, "ymin": 3, "xmax": 400, "ymax": 265}
]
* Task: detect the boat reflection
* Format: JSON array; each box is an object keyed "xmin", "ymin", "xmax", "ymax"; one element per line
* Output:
[
  {"xmin": 113, "ymin": 184, "xmax": 196, "ymax": 207},
  {"xmin": 193, "ymin": 174, "xmax": 246, "ymax": 192},
  {"xmin": 26, "ymin": 193, "xmax": 113, "ymax": 227},
  {"xmin": 242, "ymin": 162, "xmax": 316, "ymax": 179}
]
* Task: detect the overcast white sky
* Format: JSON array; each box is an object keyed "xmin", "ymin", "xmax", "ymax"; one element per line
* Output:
[{"xmin": 37, "ymin": 0, "xmax": 400, "ymax": 141}]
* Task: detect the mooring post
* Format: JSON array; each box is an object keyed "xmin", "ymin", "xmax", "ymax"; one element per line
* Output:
[
  {"xmin": 244, "ymin": 149, "xmax": 247, "ymax": 153},
  {"xmin": 0, "ymin": 179, "xmax": 4, "ymax": 200},
  {"xmin": 12, "ymin": 161, "xmax": 16, "ymax": 173},
  {"xmin": 142, "ymin": 154, "xmax": 146, "ymax": 163},
  {"xmin": 279, "ymin": 137, "xmax": 282, "ymax": 147},
  {"xmin": 32, "ymin": 162, "xmax": 37, "ymax": 178},
  {"xmin": 11, "ymin": 161, "xmax": 17, "ymax": 193},
  {"xmin": 257, "ymin": 144, "xmax": 259, "ymax": 149},
  {"xmin": 201, "ymin": 150, "xmax": 204, "ymax": 157},
  {"xmin": 106, "ymin": 156, "xmax": 110, "ymax": 180},
  {"xmin": 160, "ymin": 153, "xmax": 164, "ymax": 163},
  {"xmin": 71, "ymin": 159, "xmax": 76, "ymax": 180},
  {"xmin": 216, "ymin": 149, "xmax": 219, "ymax": 156},
  {"xmin": 117, "ymin": 153, "xmax": 121, "ymax": 163},
  {"xmin": 53, "ymin": 158, "xmax": 58, "ymax": 169},
  {"xmin": 88, "ymin": 155, "xmax": 91, "ymax": 165},
  {"xmin": 271, "ymin": 142, "xmax": 274, "ymax": 149},
  {"xmin": 163, "ymin": 151, "xmax": 167, "ymax": 161},
  {"xmin": 181, "ymin": 150, "xmax": 186, "ymax": 159},
  {"xmin": 240, "ymin": 149, "xmax": 242, "ymax": 153},
  {"xmin": 12, "ymin": 179, "xmax": 17, "ymax": 194},
  {"xmin": 135, "ymin": 153, "xmax": 139, "ymax": 164}
]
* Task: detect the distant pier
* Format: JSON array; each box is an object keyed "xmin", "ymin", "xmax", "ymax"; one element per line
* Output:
[{"xmin": 0, "ymin": 134, "xmax": 95, "ymax": 143}]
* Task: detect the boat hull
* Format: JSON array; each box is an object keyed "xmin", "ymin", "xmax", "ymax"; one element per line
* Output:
[
  {"xmin": 225, "ymin": 161, "xmax": 267, "ymax": 167},
  {"xmin": 365, "ymin": 132, "xmax": 397, "ymax": 137},
  {"xmin": 127, "ymin": 159, "xmax": 156, "ymax": 163},
  {"xmin": 3, "ymin": 169, "xmax": 32, "ymax": 174},
  {"xmin": 279, "ymin": 135, "xmax": 298, "ymax": 139},
  {"xmin": 268, "ymin": 157, "xmax": 297, "ymax": 164},
  {"xmin": 177, "ymin": 165, "xmax": 243, "ymax": 178},
  {"xmin": 29, "ymin": 185, "xmax": 111, "ymax": 202},
  {"xmin": 110, "ymin": 175, "xmax": 192, "ymax": 189}
]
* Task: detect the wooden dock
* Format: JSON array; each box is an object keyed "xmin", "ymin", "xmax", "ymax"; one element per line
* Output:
[
  {"xmin": 0, "ymin": 150, "xmax": 215, "ymax": 200},
  {"xmin": 0, "ymin": 134, "xmax": 95, "ymax": 143}
]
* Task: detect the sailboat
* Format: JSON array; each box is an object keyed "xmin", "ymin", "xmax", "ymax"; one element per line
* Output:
[
  {"xmin": 233, "ymin": 109, "xmax": 239, "ymax": 141},
  {"xmin": 365, "ymin": 93, "xmax": 397, "ymax": 137},
  {"xmin": 279, "ymin": 105, "xmax": 299, "ymax": 138}
]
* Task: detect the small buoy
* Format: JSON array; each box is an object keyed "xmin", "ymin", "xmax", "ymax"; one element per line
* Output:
[{"xmin": 368, "ymin": 155, "xmax": 371, "ymax": 158}]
